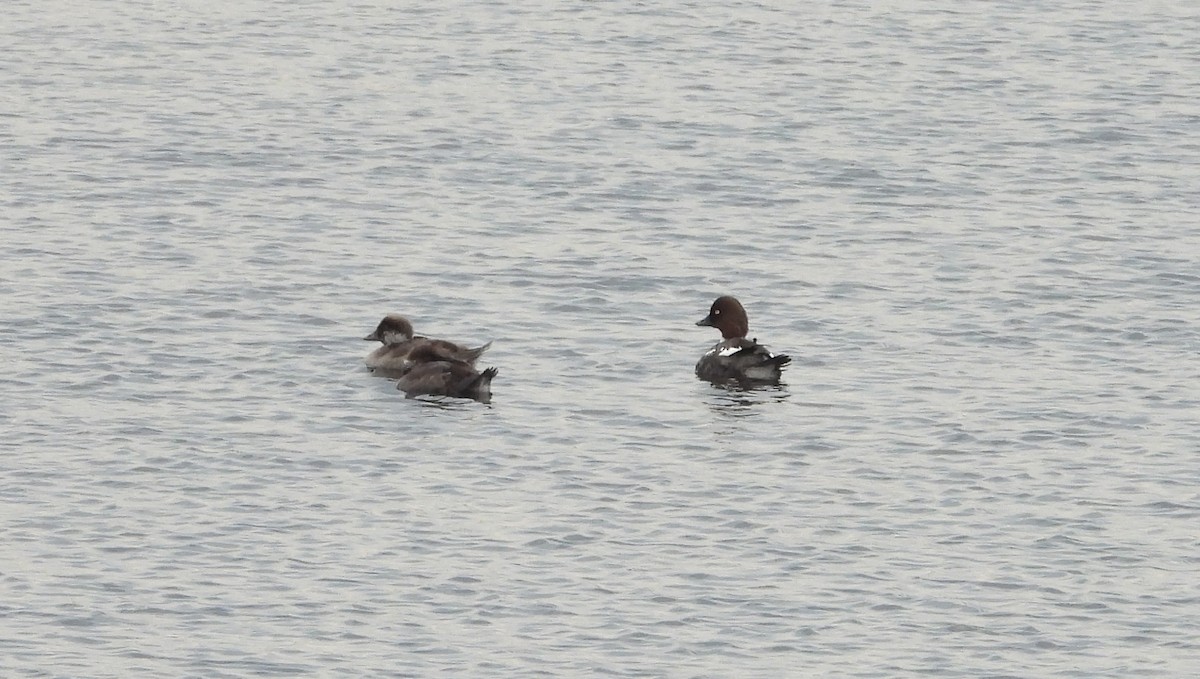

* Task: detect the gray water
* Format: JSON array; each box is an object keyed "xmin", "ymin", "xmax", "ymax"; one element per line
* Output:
[{"xmin": 3, "ymin": 1, "xmax": 1199, "ymax": 677}]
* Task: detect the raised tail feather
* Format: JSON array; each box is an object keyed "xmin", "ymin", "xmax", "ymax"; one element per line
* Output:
[
  {"xmin": 474, "ymin": 366, "xmax": 498, "ymax": 390},
  {"xmin": 461, "ymin": 341, "xmax": 492, "ymax": 365},
  {"xmin": 456, "ymin": 366, "xmax": 498, "ymax": 399}
]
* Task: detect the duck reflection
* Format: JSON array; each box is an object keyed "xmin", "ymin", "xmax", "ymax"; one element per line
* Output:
[{"xmin": 705, "ymin": 383, "xmax": 790, "ymax": 417}]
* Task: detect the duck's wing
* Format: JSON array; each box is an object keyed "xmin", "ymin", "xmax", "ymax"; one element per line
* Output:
[
  {"xmin": 420, "ymin": 338, "xmax": 490, "ymax": 365},
  {"xmin": 396, "ymin": 362, "xmax": 455, "ymax": 397}
]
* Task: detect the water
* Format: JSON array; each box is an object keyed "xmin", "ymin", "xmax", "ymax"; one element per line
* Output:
[{"xmin": 3, "ymin": 1, "xmax": 1199, "ymax": 677}]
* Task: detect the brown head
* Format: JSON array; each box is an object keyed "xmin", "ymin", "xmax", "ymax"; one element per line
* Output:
[
  {"xmin": 696, "ymin": 296, "xmax": 750, "ymax": 339},
  {"xmin": 363, "ymin": 314, "xmax": 415, "ymax": 344}
]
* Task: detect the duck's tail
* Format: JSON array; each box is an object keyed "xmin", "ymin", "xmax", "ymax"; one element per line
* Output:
[
  {"xmin": 767, "ymin": 353, "xmax": 791, "ymax": 369},
  {"xmin": 741, "ymin": 352, "xmax": 789, "ymax": 383},
  {"xmin": 457, "ymin": 366, "xmax": 498, "ymax": 402},
  {"xmin": 460, "ymin": 341, "xmax": 493, "ymax": 365}
]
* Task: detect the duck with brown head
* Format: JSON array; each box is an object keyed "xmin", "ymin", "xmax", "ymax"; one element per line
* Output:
[
  {"xmin": 695, "ymin": 296, "xmax": 790, "ymax": 385},
  {"xmin": 363, "ymin": 314, "xmax": 491, "ymax": 377}
]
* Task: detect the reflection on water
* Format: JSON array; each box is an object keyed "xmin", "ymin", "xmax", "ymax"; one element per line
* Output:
[
  {"xmin": 420, "ymin": 398, "xmax": 491, "ymax": 410},
  {"xmin": 704, "ymin": 382, "xmax": 791, "ymax": 418}
]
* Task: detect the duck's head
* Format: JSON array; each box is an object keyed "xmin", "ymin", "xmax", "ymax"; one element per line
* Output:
[
  {"xmin": 696, "ymin": 296, "xmax": 749, "ymax": 339},
  {"xmin": 363, "ymin": 314, "xmax": 415, "ymax": 344}
]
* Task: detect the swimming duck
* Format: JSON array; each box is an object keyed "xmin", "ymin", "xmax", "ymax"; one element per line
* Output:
[
  {"xmin": 395, "ymin": 344, "xmax": 498, "ymax": 403},
  {"xmin": 363, "ymin": 314, "xmax": 491, "ymax": 377},
  {"xmin": 695, "ymin": 296, "xmax": 790, "ymax": 385}
]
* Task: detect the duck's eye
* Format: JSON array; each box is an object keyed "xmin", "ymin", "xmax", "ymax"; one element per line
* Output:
[{"xmin": 713, "ymin": 309, "xmax": 720, "ymax": 315}]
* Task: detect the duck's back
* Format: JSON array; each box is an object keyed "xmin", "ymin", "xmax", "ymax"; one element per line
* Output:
[
  {"xmin": 366, "ymin": 337, "xmax": 490, "ymax": 373},
  {"xmin": 396, "ymin": 360, "xmax": 497, "ymax": 402},
  {"xmin": 696, "ymin": 339, "xmax": 790, "ymax": 384}
]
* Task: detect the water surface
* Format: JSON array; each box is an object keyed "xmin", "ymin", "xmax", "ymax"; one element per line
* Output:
[{"xmin": 3, "ymin": 1, "xmax": 1199, "ymax": 677}]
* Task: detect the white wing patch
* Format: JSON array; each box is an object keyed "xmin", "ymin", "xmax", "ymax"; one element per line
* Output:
[{"xmin": 718, "ymin": 345, "xmax": 742, "ymax": 357}]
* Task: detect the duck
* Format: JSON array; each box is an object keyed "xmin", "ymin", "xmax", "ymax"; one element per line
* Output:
[
  {"xmin": 363, "ymin": 314, "xmax": 491, "ymax": 377},
  {"xmin": 395, "ymin": 344, "xmax": 498, "ymax": 403},
  {"xmin": 695, "ymin": 296, "xmax": 790, "ymax": 385}
]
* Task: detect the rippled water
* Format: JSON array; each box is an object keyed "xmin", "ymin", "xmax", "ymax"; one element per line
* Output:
[{"xmin": 4, "ymin": 1, "xmax": 1199, "ymax": 677}]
